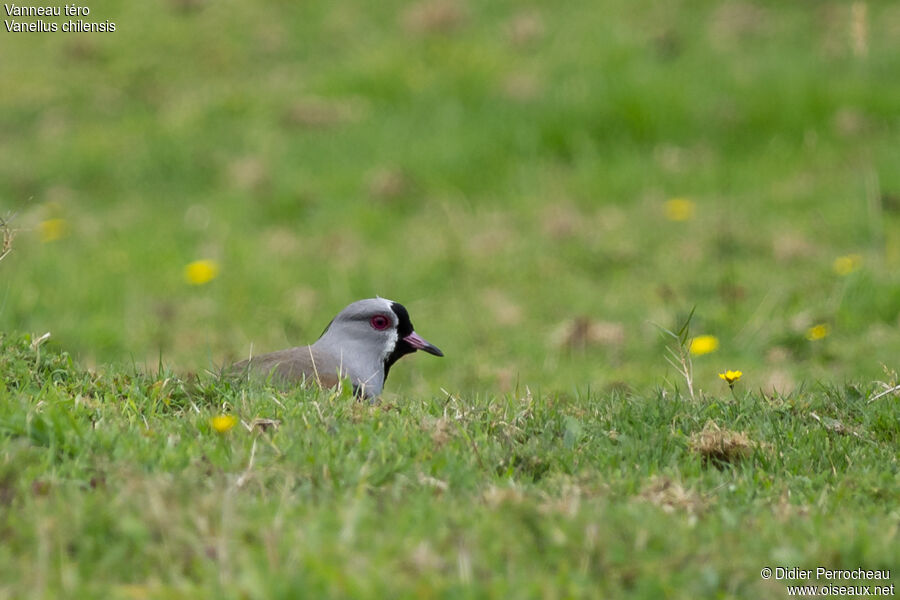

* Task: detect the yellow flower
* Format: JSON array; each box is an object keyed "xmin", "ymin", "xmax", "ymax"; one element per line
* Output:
[
  {"xmin": 689, "ymin": 335, "xmax": 719, "ymax": 355},
  {"xmin": 210, "ymin": 414, "xmax": 238, "ymax": 433},
  {"xmin": 38, "ymin": 218, "xmax": 67, "ymax": 243},
  {"xmin": 184, "ymin": 259, "xmax": 219, "ymax": 285},
  {"xmin": 833, "ymin": 254, "xmax": 862, "ymax": 276},
  {"xmin": 719, "ymin": 370, "xmax": 743, "ymax": 388},
  {"xmin": 664, "ymin": 198, "xmax": 695, "ymax": 222},
  {"xmin": 806, "ymin": 324, "xmax": 830, "ymax": 341}
]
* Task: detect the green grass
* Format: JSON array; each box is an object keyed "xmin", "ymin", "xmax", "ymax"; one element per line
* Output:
[
  {"xmin": 1, "ymin": 333, "xmax": 898, "ymax": 598},
  {"xmin": 2, "ymin": 0, "xmax": 900, "ymax": 597}
]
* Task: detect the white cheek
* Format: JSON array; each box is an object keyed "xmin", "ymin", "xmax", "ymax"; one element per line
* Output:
[{"xmin": 383, "ymin": 329, "xmax": 398, "ymax": 360}]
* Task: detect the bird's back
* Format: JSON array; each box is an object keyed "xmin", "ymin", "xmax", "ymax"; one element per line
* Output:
[{"xmin": 231, "ymin": 345, "xmax": 344, "ymax": 388}]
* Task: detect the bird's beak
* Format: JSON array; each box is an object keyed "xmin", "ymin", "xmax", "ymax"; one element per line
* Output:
[{"xmin": 403, "ymin": 331, "xmax": 443, "ymax": 357}]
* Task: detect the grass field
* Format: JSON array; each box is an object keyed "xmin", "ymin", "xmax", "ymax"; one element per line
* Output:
[{"xmin": 2, "ymin": 0, "xmax": 900, "ymax": 597}]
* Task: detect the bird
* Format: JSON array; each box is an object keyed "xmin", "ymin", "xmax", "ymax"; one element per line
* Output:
[{"xmin": 231, "ymin": 297, "xmax": 443, "ymax": 398}]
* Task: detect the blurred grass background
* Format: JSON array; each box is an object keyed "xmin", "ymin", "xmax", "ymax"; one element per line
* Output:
[
  {"xmin": 2, "ymin": 4, "xmax": 900, "ymax": 598},
  {"xmin": 2, "ymin": 0, "xmax": 900, "ymax": 397}
]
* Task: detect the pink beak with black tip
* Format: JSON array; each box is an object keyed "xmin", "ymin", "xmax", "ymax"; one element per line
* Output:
[{"xmin": 403, "ymin": 331, "xmax": 443, "ymax": 357}]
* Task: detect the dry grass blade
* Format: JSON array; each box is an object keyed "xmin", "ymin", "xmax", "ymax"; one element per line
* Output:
[
  {"xmin": 655, "ymin": 308, "xmax": 697, "ymax": 400},
  {"xmin": 868, "ymin": 383, "xmax": 900, "ymax": 404},
  {"xmin": 30, "ymin": 332, "xmax": 52, "ymax": 351},
  {"xmin": 0, "ymin": 214, "xmax": 15, "ymax": 262},
  {"xmin": 664, "ymin": 346, "xmax": 694, "ymax": 399}
]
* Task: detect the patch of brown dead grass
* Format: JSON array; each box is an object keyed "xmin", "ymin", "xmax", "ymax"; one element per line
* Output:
[
  {"xmin": 227, "ymin": 156, "xmax": 269, "ymax": 192},
  {"xmin": 482, "ymin": 484, "xmax": 525, "ymax": 508},
  {"xmin": 401, "ymin": 0, "xmax": 467, "ymax": 35},
  {"xmin": 366, "ymin": 167, "xmax": 415, "ymax": 201},
  {"xmin": 422, "ymin": 416, "xmax": 453, "ymax": 448},
  {"xmin": 501, "ymin": 72, "xmax": 542, "ymax": 102},
  {"xmin": 550, "ymin": 317, "xmax": 626, "ymax": 352},
  {"xmin": 481, "ymin": 289, "xmax": 523, "ymax": 326},
  {"xmin": 282, "ymin": 97, "xmax": 367, "ymax": 129},
  {"xmin": 638, "ymin": 476, "xmax": 711, "ymax": 515},
  {"xmin": 708, "ymin": 1, "xmax": 769, "ymax": 50},
  {"xmin": 689, "ymin": 421, "xmax": 757, "ymax": 466},
  {"xmin": 505, "ymin": 10, "xmax": 544, "ymax": 47}
]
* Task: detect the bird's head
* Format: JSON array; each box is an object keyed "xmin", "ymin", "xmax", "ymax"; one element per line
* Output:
[{"xmin": 318, "ymin": 297, "xmax": 443, "ymax": 380}]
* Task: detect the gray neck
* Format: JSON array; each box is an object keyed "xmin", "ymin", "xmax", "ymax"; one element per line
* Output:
[{"xmin": 311, "ymin": 333, "xmax": 386, "ymax": 396}]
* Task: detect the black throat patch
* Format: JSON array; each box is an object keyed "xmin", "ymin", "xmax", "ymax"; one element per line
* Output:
[{"xmin": 383, "ymin": 301, "xmax": 416, "ymax": 381}]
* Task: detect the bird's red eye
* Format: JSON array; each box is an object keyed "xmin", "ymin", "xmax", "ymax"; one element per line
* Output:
[{"xmin": 370, "ymin": 315, "xmax": 390, "ymax": 330}]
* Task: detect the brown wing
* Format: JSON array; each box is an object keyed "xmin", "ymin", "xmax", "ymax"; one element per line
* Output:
[{"xmin": 230, "ymin": 345, "xmax": 343, "ymax": 389}]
